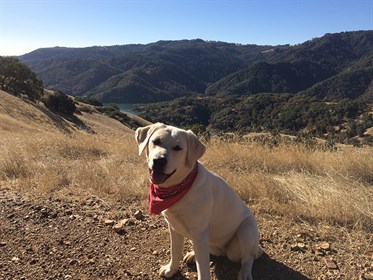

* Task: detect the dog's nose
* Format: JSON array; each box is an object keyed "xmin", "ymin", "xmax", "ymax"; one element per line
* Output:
[{"xmin": 153, "ymin": 157, "xmax": 167, "ymax": 171}]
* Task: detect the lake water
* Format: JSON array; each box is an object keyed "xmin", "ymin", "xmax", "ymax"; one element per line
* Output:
[{"xmin": 104, "ymin": 103, "xmax": 139, "ymax": 115}]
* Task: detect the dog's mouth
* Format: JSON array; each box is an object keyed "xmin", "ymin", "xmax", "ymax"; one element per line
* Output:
[{"xmin": 149, "ymin": 169, "xmax": 176, "ymax": 185}]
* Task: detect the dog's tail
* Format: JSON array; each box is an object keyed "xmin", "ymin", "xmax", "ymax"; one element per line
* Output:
[{"xmin": 255, "ymin": 245, "xmax": 264, "ymax": 259}]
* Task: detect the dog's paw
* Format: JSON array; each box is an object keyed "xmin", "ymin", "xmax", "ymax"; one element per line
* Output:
[
  {"xmin": 159, "ymin": 263, "xmax": 178, "ymax": 278},
  {"xmin": 237, "ymin": 271, "xmax": 253, "ymax": 280},
  {"xmin": 237, "ymin": 264, "xmax": 253, "ymax": 280},
  {"xmin": 183, "ymin": 251, "xmax": 196, "ymax": 264}
]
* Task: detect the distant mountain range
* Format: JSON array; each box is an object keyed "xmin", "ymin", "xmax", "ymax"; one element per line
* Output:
[{"xmin": 20, "ymin": 31, "xmax": 373, "ymax": 103}]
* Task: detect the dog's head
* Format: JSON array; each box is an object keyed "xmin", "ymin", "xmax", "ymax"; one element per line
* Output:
[{"xmin": 135, "ymin": 123, "xmax": 206, "ymax": 187}]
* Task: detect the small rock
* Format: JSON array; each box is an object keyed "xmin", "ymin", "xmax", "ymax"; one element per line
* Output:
[
  {"xmin": 130, "ymin": 247, "xmax": 136, "ymax": 251},
  {"xmin": 152, "ymin": 250, "xmax": 158, "ymax": 255},
  {"xmin": 113, "ymin": 223, "xmax": 126, "ymax": 235},
  {"xmin": 297, "ymin": 242, "xmax": 307, "ymax": 250},
  {"xmin": 0, "ymin": 242, "xmax": 6, "ymax": 247},
  {"xmin": 11, "ymin": 257, "xmax": 20, "ymax": 263},
  {"xmin": 119, "ymin": 218, "xmax": 130, "ymax": 225},
  {"xmin": 59, "ymin": 239, "xmax": 71, "ymax": 246},
  {"xmin": 7, "ymin": 213, "xmax": 15, "ymax": 219},
  {"xmin": 318, "ymin": 242, "xmax": 331, "ymax": 251},
  {"xmin": 69, "ymin": 214, "xmax": 80, "ymax": 220},
  {"xmin": 29, "ymin": 259, "xmax": 38, "ymax": 265},
  {"xmin": 323, "ymin": 258, "xmax": 338, "ymax": 269},
  {"xmin": 65, "ymin": 240, "xmax": 72, "ymax": 246},
  {"xmin": 291, "ymin": 242, "xmax": 307, "ymax": 252},
  {"xmin": 134, "ymin": 210, "xmax": 144, "ymax": 220},
  {"xmin": 104, "ymin": 219, "xmax": 115, "ymax": 226},
  {"xmin": 34, "ymin": 205, "xmax": 43, "ymax": 211},
  {"xmin": 40, "ymin": 208, "xmax": 49, "ymax": 217}
]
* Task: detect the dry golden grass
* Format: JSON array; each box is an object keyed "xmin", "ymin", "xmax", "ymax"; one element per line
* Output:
[
  {"xmin": 203, "ymin": 140, "xmax": 373, "ymax": 229},
  {"xmin": 0, "ymin": 90, "xmax": 372, "ymax": 231},
  {"xmin": 0, "ymin": 131, "xmax": 146, "ymax": 198}
]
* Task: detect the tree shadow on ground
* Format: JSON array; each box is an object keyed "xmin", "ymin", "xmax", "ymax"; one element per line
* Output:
[
  {"xmin": 28, "ymin": 100, "xmax": 95, "ymax": 134},
  {"xmin": 62, "ymin": 113, "xmax": 95, "ymax": 133}
]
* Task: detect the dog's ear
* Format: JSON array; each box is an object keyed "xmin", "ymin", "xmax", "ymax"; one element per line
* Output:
[
  {"xmin": 135, "ymin": 123, "xmax": 165, "ymax": 156},
  {"xmin": 186, "ymin": 130, "xmax": 206, "ymax": 168}
]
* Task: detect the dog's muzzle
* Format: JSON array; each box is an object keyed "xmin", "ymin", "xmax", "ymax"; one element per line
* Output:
[
  {"xmin": 152, "ymin": 157, "xmax": 167, "ymax": 171},
  {"xmin": 150, "ymin": 157, "xmax": 175, "ymax": 185}
]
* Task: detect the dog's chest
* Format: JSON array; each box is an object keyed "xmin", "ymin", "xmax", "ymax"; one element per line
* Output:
[
  {"xmin": 162, "ymin": 198, "xmax": 210, "ymax": 239},
  {"xmin": 168, "ymin": 220, "xmax": 190, "ymax": 238},
  {"xmin": 163, "ymin": 208, "xmax": 195, "ymax": 238}
]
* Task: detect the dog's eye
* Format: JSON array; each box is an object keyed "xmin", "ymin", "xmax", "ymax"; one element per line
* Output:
[
  {"xmin": 173, "ymin": 145, "xmax": 182, "ymax": 151},
  {"xmin": 152, "ymin": 139, "xmax": 161, "ymax": 146}
]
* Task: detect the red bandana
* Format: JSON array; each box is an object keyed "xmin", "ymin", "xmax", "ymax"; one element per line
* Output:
[{"xmin": 148, "ymin": 163, "xmax": 199, "ymax": 215}]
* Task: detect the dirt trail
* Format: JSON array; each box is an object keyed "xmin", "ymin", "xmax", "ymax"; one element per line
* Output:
[{"xmin": 1, "ymin": 187, "xmax": 371, "ymax": 280}]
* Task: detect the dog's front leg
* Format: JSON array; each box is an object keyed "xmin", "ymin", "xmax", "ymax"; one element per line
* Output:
[
  {"xmin": 160, "ymin": 226, "xmax": 184, "ymax": 278},
  {"xmin": 192, "ymin": 229, "xmax": 210, "ymax": 280}
]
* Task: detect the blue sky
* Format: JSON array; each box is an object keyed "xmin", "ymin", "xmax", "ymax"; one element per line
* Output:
[{"xmin": 0, "ymin": 0, "xmax": 372, "ymax": 56}]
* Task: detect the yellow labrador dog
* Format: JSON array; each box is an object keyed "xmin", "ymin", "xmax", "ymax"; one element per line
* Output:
[{"xmin": 135, "ymin": 123, "xmax": 262, "ymax": 280}]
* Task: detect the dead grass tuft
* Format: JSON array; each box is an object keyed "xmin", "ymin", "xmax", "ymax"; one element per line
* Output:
[{"xmin": 0, "ymin": 154, "xmax": 29, "ymax": 180}]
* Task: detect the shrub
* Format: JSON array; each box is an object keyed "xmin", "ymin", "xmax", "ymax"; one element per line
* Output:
[{"xmin": 42, "ymin": 90, "xmax": 76, "ymax": 115}]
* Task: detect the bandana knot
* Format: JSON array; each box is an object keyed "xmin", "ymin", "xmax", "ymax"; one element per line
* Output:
[{"xmin": 148, "ymin": 163, "xmax": 198, "ymax": 215}]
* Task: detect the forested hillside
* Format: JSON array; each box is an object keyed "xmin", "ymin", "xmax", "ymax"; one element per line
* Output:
[
  {"xmin": 20, "ymin": 31, "xmax": 373, "ymax": 103},
  {"xmin": 207, "ymin": 31, "xmax": 373, "ymax": 100},
  {"xmin": 138, "ymin": 94, "xmax": 373, "ymax": 145},
  {"xmin": 20, "ymin": 40, "xmax": 269, "ymax": 102}
]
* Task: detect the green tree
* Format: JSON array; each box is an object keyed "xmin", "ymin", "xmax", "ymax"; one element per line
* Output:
[{"xmin": 0, "ymin": 56, "xmax": 43, "ymax": 101}]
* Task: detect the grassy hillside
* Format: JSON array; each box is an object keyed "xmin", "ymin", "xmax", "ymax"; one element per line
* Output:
[
  {"xmin": 0, "ymin": 89, "xmax": 144, "ymax": 194},
  {"xmin": 1, "ymin": 90, "xmax": 372, "ymax": 231}
]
